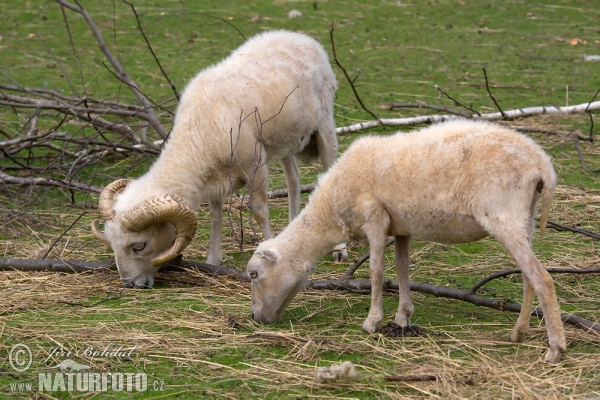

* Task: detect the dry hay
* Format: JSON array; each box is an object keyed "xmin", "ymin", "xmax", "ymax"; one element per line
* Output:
[{"xmin": 1, "ymin": 118, "xmax": 599, "ymax": 398}]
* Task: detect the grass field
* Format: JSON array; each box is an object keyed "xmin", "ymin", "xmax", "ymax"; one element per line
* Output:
[{"xmin": 1, "ymin": 0, "xmax": 599, "ymax": 398}]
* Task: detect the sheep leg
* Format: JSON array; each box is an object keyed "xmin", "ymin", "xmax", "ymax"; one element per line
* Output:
[
  {"xmin": 510, "ymin": 191, "xmax": 541, "ymax": 343},
  {"xmin": 394, "ymin": 235, "xmax": 414, "ymax": 327},
  {"xmin": 281, "ymin": 156, "xmax": 300, "ymax": 220},
  {"xmin": 248, "ymin": 165, "xmax": 273, "ymax": 240},
  {"xmin": 207, "ymin": 199, "xmax": 223, "ymax": 265},
  {"xmin": 498, "ymin": 234, "xmax": 566, "ymax": 362},
  {"xmin": 315, "ymin": 122, "xmax": 338, "ymax": 171},
  {"xmin": 361, "ymin": 215, "xmax": 390, "ymax": 333},
  {"xmin": 510, "ymin": 273, "xmax": 535, "ymax": 343}
]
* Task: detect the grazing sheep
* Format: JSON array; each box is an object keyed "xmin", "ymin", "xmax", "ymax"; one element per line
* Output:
[
  {"xmin": 92, "ymin": 30, "xmax": 338, "ymax": 288},
  {"xmin": 247, "ymin": 119, "xmax": 566, "ymax": 363}
]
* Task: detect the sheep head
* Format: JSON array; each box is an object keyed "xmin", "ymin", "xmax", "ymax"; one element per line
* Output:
[
  {"xmin": 92, "ymin": 179, "xmax": 197, "ymax": 288},
  {"xmin": 247, "ymin": 246, "xmax": 316, "ymax": 323}
]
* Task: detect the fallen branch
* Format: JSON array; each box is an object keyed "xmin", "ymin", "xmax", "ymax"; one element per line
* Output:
[
  {"xmin": 387, "ymin": 102, "xmax": 471, "ymax": 118},
  {"xmin": 57, "ymin": 0, "xmax": 169, "ymax": 139},
  {"xmin": 335, "ymin": 101, "xmax": 600, "ymax": 135},
  {"xmin": 1, "ymin": 257, "xmax": 598, "ymax": 333},
  {"xmin": 541, "ymin": 218, "xmax": 600, "ymax": 240},
  {"xmin": 0, "ymin": 171, "xmax": 102, "ymax": 194}
]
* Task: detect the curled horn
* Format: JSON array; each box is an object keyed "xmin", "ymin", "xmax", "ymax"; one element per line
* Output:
[
  {"xmin": 121, "ymin": 194, "xmax": 197, "ymax": 266},
  {"xmin": 91, "ymin": 219, "xmax": 110, "ymax": 244},
  {"xmin": 98, "ymin": 179, "xmax": 131, "ymax": 220}
]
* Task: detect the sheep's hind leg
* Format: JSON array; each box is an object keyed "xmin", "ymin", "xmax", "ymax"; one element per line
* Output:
[
  {"xmin": 361, "ymin": 212, "xmax": 391, "ymax": 333},
  {"xmin": 394, "ymin": 235, "xmax": 414, "ymax": 328},
  {"xmin": 281, "ymin": 156, "xmax": 300, "ymax": 220},
  {"xmin": 496, "ymin": 232, "xmax": 566, "ymax": 362},
  {"xmin": 248, "ymin": 165, "xmax": 273, "ymax": 240},
  {"xmin": 207, "ymin": 199, "xmax": 223, "ymax": 266},
  {"xmin": 509, "ymin": 273, "xmax": 535, "ymax": 343}
]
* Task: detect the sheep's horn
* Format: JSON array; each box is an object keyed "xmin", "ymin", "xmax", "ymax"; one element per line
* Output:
[
  {"xmin": 121, "ymin": 194, "xmax": 197, "ymax": 266},
  {"xmin": 98, "ymin": 179, "xmax": 131, "ymax": 220},
  {"xmin": 91, "ymin": 219, "xmax": 110, "ymax": 244}
]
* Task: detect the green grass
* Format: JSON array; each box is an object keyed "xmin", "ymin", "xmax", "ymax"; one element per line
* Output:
[{"xmin": 1, "ymin": 0, "xmax": 600, "ymax": 398}]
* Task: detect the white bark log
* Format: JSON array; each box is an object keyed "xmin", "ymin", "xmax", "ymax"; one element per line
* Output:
[{"xmin": 336, "ymin": 101, "xmax": 600, "ymax": 135}]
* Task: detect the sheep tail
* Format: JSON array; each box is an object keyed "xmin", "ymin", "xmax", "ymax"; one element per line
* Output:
[{"xmin": 538, "ymin": 177, "xmax": 554, "ymax": 234}]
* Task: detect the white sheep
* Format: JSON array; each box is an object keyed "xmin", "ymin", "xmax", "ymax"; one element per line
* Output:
[
  {"xmin": 247, "ymin": 119, "xmax": 567, "ymax": 363},
  {"xmin": 92, "ymin": 30, "xmax": 339, "ymax": 288}
]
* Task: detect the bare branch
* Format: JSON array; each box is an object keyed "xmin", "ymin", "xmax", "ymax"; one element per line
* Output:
[
  {"xmin": 0, "ymin": 171, "xmax": 102, "ymax": 194},
  {"xmin": 56, "ymin": 0, "xmax": 169, "ymax": 139},
  {"xmin": 329, "ymin": 23, "xmax": 381, "ymax": 122},
  {"xmin": 123, "ymin": 0, "xmax": 179, "ymax": 101},
  {"xmin": 482, "ymin": 68, "xmax": 505, "ymax": 118},
  {"xmin": 336, "ymin": 100, "xmax": 600, "ymax": 134},
  {"xmin": 387, "ymin": 102, "xmax": 471, "ymax": 118},
  {"xmin": 573, "ymin": 136, "xmax": 600, "ymax": 173},
  {"xmin": 2, "ymin": 257, "xmax": 597, "ymax": 333}
]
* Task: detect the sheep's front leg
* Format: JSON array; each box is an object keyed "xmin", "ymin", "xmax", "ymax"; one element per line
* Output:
[
  {"xmin": 361, "ymin": 215, "xmax": 390, "ymax": 333},
  {"xmin": 207, "ymin": 199, "xmax": 223, "ymax": 265},
  {"xmin": 281, "ymin": 156, "xmax": 300, "ymax": 220},
  {"xmin": 394, "ymin": 235, "xmax": 414, "ymax": 327}
]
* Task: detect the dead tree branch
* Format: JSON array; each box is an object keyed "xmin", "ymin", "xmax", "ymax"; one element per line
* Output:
[
  {"xmin": 1, "ymin": 257, "xmax": 598, "ymax": 333},
  {"xmin": 573, "ymin": 135, "xmax": 600, "ymax": 173},
  {"xmin": 123, "ymin": 0, "xmax": 180, "ymax": 102},
  {"xmin": 387, "ymin": 102, "xmax": 471, "ymax": 118},
  {"xmin": 335, "ymin": 100, "xmax": 600, "ymax": 134},
  {"xmin": 329, "ymin": 23, "xmax": 381, "ymax": 122},
  {"xmin": 0, "ymin": 171, "xmax": 102, "ymax": 194},
  {"xmin": 482, "ymin": 68, "xmax": 505, "ymax": 118},
  {"xmin": 57, "ymin": 0, "xmax": 169, "ymax": 140},
  {"xmin": 435, "ymin": 85, "xmax": 481, "ymax": 117}
]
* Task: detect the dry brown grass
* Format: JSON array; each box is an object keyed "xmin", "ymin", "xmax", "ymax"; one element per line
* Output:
[{"xmin": 1, "ymin": 115, "xmax": 599, "ymax": 398}]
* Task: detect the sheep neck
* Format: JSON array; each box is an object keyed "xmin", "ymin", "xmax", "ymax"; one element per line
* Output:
[{"xmin": 277, "ymin": 188, "xmax": 346, "ymax": 264}]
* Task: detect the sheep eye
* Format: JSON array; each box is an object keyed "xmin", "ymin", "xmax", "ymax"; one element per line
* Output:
[
  {"xmin": 249, "ymin": 271, "xmax": 257, "ymax": 279},
  {"xmin": 130, "ymin": 242, "xmax": 146, "ymax": 252}
]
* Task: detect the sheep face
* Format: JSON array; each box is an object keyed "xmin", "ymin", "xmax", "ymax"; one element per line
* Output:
[
  {"xmin": 92, "ymin": 180, "xmax": 198, "ymax": 288},
  {"xmin": 247, "ymin": 248, "xmax": 315, "ymax": 323},
  {"xmin": 104, "ymin": 220, "xmax": 176, "ymax": 289}
]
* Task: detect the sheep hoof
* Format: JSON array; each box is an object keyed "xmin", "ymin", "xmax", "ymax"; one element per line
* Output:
[
  {"xmin": 361, "ymin": 319, "xmax": 380, "ymax": 333},
  {"xmin": 544, "ymin": 347, "xmax": 564, "ymax": 363},
  {"xmin": 332, "ymin": 250, "xmax": 348, "ymax": 262},
  {"xmin": 509, "ymin": 329, "xmax": 527, "ymax": 343},
  {"xmin": 332, "ymin": 244, "xmax": 348, "ymax": 262}
]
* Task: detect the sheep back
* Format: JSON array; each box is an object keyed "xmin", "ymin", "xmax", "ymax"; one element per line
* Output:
[
  {"xmin": 315, "ymin": 119, "xmax": 555, "ymax": 244},
  {"xmin": 165, "ymin": 30, "xmax": 337, "ymax": 168}
]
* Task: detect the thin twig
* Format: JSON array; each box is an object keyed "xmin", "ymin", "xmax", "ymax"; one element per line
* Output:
[
  {"xmin": 329, "ymin": 23, "xmax": 381, "ymax": 122},
  {"xmin": 123, "ymin": 0, "xmax": 179, "ymax": 101},
  {"xmin": 58, "ymin": 0, "xmax": 169, "ymax": 139},
  {"xmin": 388, "ymin": 102, "xmax": 471, "ymax": 118},
  {"xmin": 482, "ymin": 68, "xmax": 505, "ymax": 118},
  {"xmin": 58, "ymin": 288, "xmax": 124, "ymax": 307},
  {"xmin": 435, "ymin": 85, "xmax": 481, "ymax": 117},
  {"xmin": 42, "ymin": 211, "xmax": 87, "ymax": 259},
  {"xmin": 573, "ymin": 136, "xmax": 600, "ymax": 173}
]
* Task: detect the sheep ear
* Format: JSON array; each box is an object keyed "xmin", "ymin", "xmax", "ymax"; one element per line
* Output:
[
  {"xmin": 256, "ymin": 248, "xmax": 280, "ymax": 262},
  {"xmin": 303, "ymin": 261, "xmax": 316, "ymax": 275}
]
